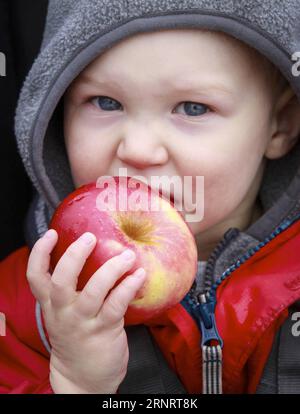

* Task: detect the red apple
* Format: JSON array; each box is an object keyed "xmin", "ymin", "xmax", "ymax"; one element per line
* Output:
[{"xmin": 49, "ymin": 176, "xmax": 198, "ymax": 325}]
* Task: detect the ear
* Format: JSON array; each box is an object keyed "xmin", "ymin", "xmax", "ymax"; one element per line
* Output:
[{"xmin": 265, "ymin": 87, "xmax": 300, "ymax": 160}]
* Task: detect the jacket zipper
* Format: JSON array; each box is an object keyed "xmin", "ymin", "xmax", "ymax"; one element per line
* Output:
[
  {"xmin": 187, "ymin": 212, "xmax": 300, "ymax": 394},
  {"xmin": 202, "ymin": 227, "xmax": 240, "ymax": 293}
]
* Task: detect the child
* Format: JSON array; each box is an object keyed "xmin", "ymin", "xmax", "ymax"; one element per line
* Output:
[{"xmin": 1, "ymin": 0, "xmax": 300, "ymax": 394}]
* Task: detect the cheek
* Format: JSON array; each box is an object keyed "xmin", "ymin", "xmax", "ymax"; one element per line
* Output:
[
  {"xmin": 64, "ymin": 109, "xmax": 117, "ymax": 187},
  {"xmin": 204, "ymin": 150, "xmax": 258, "ymax": 207},
  {"xmin": 179, "ymin": 125, "xmax": 268, "ymax": 231}
]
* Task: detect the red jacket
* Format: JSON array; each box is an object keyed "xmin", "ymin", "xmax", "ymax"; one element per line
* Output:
[
  {"xmin": 0, "ymin": 246, "xmax": 52, "ymax": 393},
  {"xmin": 1, "ymin": 217, "xmax": 300, "ymax": 394}
]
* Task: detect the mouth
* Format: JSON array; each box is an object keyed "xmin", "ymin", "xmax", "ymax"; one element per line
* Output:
[
  {"xmin": 169, "ymin": 194, "xmax": 175, "ymax": 205},
  {"xmin": 145, "ymin": 185, "xmax": 174, "ymax": 205},
  {"xmin": 123, "ymin": 176, "xmax": 176, "ymax": 206},
  {"xmin": 159, "ymin": 190, "xmax": 175, "ymax": 205}
]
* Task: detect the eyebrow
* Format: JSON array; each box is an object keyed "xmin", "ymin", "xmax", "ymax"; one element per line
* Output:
[
  {"xmin": 166, "ymin": 81, "xmax": 233, "ymax": 96},
  {"xmin": 76, "ymin": 74, "xmax": 233, "ymax": 97},
  {"xmin": 75, "ymin": 74, "xmax": 122, "ymax": 90}
]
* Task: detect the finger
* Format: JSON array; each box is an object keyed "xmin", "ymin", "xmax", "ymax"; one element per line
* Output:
[
  {"xmin": 50, "ymin": 232, "xmax": 97, "ymax": 309},
  {"xmin": 26, "ymin": 229, "xmax": 58, "ymax": 304},
  {"xmin": 99, "ymin": 268, "xmax": 146, "ymax": 325},
  {"xmin": 74, "ymin": 249, "xmax": 137, "ymax": 318}
]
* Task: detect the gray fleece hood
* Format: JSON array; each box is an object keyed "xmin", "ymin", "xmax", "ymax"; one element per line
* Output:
[{"xmin": 15, "ymin": 0, "xmax": 300, "ymax": 243}]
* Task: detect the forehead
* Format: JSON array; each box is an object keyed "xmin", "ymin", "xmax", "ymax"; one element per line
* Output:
[{"xmin": 74, "ymin": 29, "xmax": 265, "ymax": 93}]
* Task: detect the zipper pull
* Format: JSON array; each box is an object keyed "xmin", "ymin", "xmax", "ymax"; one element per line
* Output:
[
  {"xmin": 192, "ymin": 293, "xmax": 223, "ymax": 394},
  {"xmin": 192, "ymin": 294, "xmax": 224, "ymax": 348}
]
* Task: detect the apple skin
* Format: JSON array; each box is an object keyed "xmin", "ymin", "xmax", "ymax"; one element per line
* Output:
[{"xmin": 49, "ymin": 177, "xmax": 198, "ymax": 325}]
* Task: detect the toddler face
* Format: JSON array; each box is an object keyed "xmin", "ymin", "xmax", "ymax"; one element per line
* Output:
[{"xmin": 64, "ymin": 29, "xmax": 276, "ymax": 258}]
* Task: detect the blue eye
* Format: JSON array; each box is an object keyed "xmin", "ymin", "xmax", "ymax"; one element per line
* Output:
[
  {"xmin": 174, "ymin": 102, "xmax": 209, "ymax": 117},
  {"xmin": 91, "ymin": 96, "xmax": 122, "ymax": 111}
]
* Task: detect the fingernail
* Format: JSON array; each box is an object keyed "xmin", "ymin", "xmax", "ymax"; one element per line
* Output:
[
  {"xmin": 134, "ymin": 268, "xmax": 146, "ymax": 278},
  {"xmin": 120, "ymin": 249, "xmax": 135, "ymax": 261},
  {"xmin": 43, "ymin": 229, "xmax": 56, "ymax": 239},
  {"xmin": 79, "ymin": 232, "xmax": 96, "ymax": 245}
]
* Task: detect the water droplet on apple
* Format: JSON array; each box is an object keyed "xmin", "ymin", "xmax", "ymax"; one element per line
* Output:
[{"xmin": 67, "ymin": 193, "xmax": 90, "ymax": 206}]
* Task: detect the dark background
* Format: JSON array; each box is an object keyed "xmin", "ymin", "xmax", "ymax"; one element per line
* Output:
[{"xmin": 0, "ymin": 0, "xmax": 48, "ymax": 260}]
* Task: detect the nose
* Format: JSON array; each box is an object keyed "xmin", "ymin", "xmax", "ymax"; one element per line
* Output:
[{"xmin": 116, "ymin": 120, "xmax": 169, "ymax": 170}]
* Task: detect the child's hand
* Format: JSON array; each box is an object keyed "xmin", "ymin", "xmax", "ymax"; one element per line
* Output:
[{"xmin": 26, "ymin": 229, "xmax": 146, "ymax": 394}]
